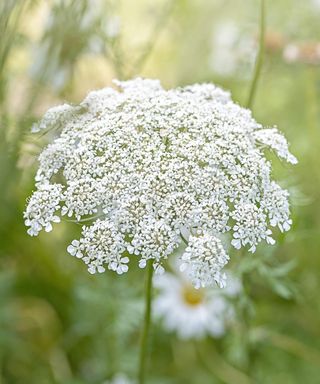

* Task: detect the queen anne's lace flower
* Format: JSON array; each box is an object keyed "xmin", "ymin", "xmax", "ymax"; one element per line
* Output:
[
  {"xmin": 253, "ymin": 128, "xmax": 298, "ymax": 165},
  {"xmin": 24, "ymin": 78, "xmax": 296, "ymax": 287},
  {"xmin": 25, "ymin": 183, "xmax": 63, "ymax": 236},
  {"xmin": 31, "ymin": 104, "xmax": 76, "ymax": 133},
  {"xmin": 180, "ymin": 234, "xmax": 229, "ymax": 288}
]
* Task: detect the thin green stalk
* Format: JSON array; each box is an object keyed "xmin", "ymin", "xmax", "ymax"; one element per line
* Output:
[
  {"xmin": 242, "ymin": 2, "xmax": 267, "ymax": 371},
  {"xmin": 246, "ymin": 0, "xmax": 266, "ymax": 109},
  {"xmin": 138, "ymin": 260, "xmax": 154, "ymax": 384}
]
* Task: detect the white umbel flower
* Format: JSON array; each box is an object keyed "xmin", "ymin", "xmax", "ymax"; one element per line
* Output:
[
  {"xmin": 180, "ymin": 234, "xmax": 229, "ymax": 289},
  {"xmin": 24, "ymin": 78, "xmax": 296, "ymax": 288},
  {"xmin": 154, "ymin": 270, "xmax": 241, "ymax": 339}
]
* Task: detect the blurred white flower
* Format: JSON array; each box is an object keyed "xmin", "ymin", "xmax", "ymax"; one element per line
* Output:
[
  {"xmin": 311, "ymin": 0, "xmax": 320, "ymax": 9},
  {"xmin": 154, "ymin": 270, "xmax": 241, "ymax": 339},
  {"xmin": 283, "ymin": 41, "xmax": 320, "ymax": 65},
  {"xmin": 25, "ymin": 78, "xmax": 296, "ymax": 288},
  {"xmin": 105, "ymin": 16, "xmax": 121, "ymax": 39},
  {"xmin": 103, "ymin": 373, "xmax": 134, "ymax": 384},
  {"xmin": 209, "ymin": 21, "xmax": 257, "ymax": 77},
  {"xmin": 283, "ymin": 43, "xmax": 300, "ymax": 63},
  {"xmin": 29, "ymin": 0, "xmax": 117, "ymax": 91}
]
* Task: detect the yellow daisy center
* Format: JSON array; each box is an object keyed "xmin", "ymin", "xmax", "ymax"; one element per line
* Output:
[{"xmin": 182, "ymin": 285, "xmax": 205, "ymax": 306}]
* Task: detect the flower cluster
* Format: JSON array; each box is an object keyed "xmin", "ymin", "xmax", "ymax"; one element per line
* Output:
[
  {"xmin": 24, "ymin": 78, "xmax": 296, "ymax": 288},
  {"xmin": 180, "ymin": 234, "xmax": 229, "ymax": 288}
]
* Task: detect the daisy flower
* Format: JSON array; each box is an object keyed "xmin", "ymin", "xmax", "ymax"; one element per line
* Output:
[
  {"xmin": 103, "ymin": 373, "xmax": 134, "ymax": 384},
  {"xmin": 154, "ymin": 270, "xmax": 241, "ymax": 339}
]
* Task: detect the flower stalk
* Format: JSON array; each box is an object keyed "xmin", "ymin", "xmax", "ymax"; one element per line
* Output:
[
  {"xmin": 138, "ymin": 260, "xmax": 154, "ymax": 384},
  {"xmin": 246, "ymin": 0, "xmax": 266, "ymax": 109}
]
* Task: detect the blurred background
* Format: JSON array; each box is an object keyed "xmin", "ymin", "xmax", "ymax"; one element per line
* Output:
[{"xmin": 0, "ymin": 0, "xmax": 320, "ymax": 383}]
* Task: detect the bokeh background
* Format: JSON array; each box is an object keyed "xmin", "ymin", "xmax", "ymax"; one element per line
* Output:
[{"xmin": 1, "ymin": 0, "xmax": 320, "ymax": 383}]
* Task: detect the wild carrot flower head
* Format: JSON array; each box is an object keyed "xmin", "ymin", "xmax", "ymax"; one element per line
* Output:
[{"xmin": 24, "ymin": 78, "xmax": 297, "ymax": 288}]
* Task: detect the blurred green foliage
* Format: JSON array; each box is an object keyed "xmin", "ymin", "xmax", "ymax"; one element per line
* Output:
[{"xmin": 0, "ymin": 0, "xmax": 320, "ymax": 383}]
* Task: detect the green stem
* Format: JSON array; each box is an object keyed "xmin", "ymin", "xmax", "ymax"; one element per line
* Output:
[
  {"xmin": 138, "ymin": 260, "xmax": 154, "ymax": 384},
  {"xmin": 246, "ymin": 0, "xmax": 266, "ymax": 109}
]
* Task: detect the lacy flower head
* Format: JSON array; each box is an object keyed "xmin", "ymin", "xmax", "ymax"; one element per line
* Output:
[{"xmin": 24, "ymin": 78, "xmax": 297, "ymax": 288}]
